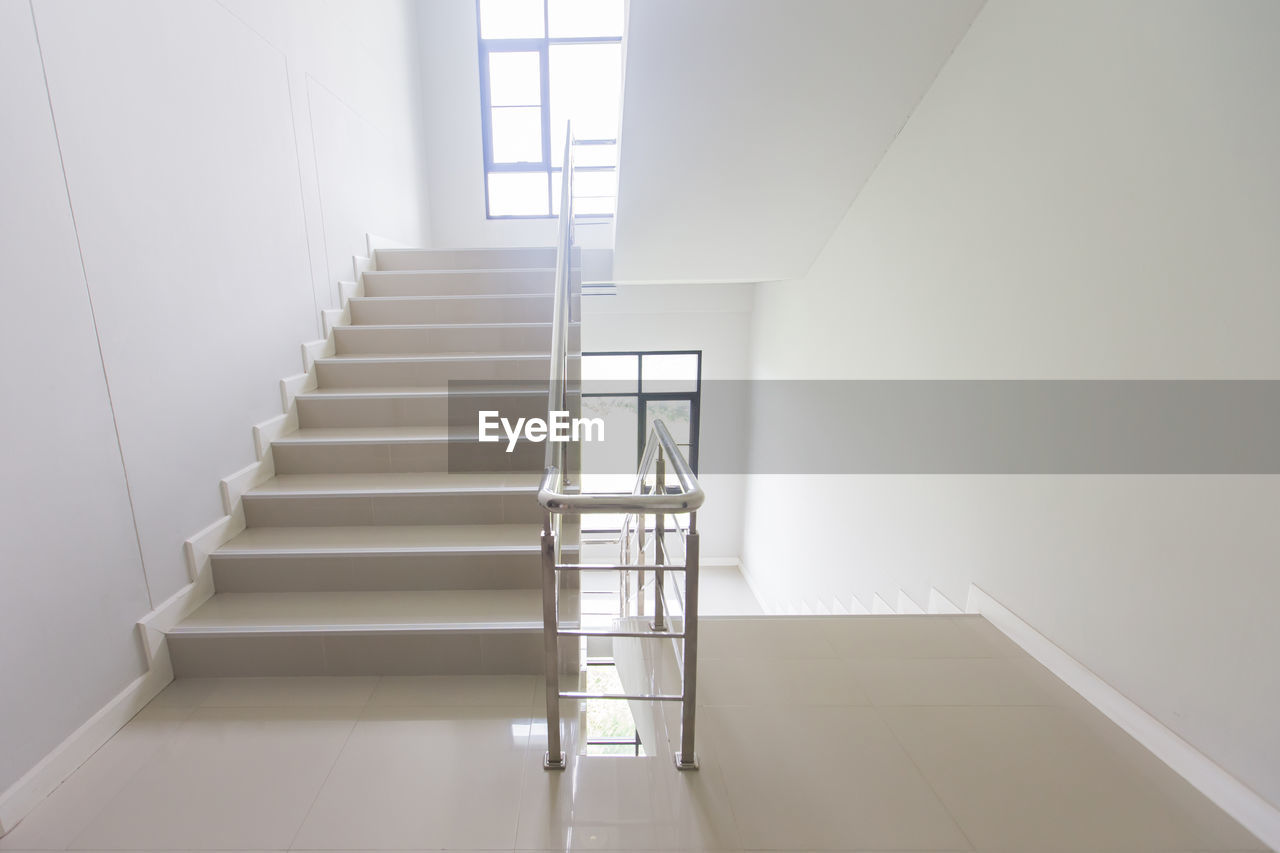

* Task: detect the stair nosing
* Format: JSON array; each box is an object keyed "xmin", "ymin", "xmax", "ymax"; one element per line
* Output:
[
  {"xmin": 362, "ymin": 267, "xmax": 556, "ymax": 276},
  {"xmin": 349, "ymin": 293, "xmax": 554, "ymax": 302}
]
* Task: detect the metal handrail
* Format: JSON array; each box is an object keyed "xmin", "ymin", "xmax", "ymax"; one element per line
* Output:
[
  {"xmin": 537, "ymin": 126, "xmax": 703, "ymax": 773},
  {"xmin": 544, "ymin": 125, "xmax": 575, "ymax": 485},
  {"xmin": 539, "ymin": 420, "xmax": 705, "ymax": 514}
]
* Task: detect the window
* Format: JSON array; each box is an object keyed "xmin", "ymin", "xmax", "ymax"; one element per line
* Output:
[
  {"xmin": 476, "ymin": 0, "xmax": 623, "ymax": 218},
  {"xmin": 579, "ymin": 351, "xmax": 702, "ymax": 533}
]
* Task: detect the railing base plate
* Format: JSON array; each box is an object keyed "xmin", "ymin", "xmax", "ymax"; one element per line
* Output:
[
  {"xmin": 674, "ymin": 752, "xmax": 700, "ymax": 771},
  {"xmin": 543, "ymin": 751, "xmax": 567, "ymax": 770}
]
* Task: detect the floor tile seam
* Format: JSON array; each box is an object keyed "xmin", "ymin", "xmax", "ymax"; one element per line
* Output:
[
  {"xmin": 283, "ymin": 714, "xmax": 361, "ymax": 852},
  {"xmin": 58, "ymin": 703, "xmax": 200, "ymax": 852},
  {"xmin": 870, "ymin": 701, "xmax": 979, "ymax": 853}
]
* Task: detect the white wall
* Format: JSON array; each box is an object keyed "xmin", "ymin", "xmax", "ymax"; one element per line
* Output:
[
  {"xmin": 0, "ymin": 0, "xmax": 431, "ymax": 797},
  {"xmin": 742, "ymin": 0, "xmax": 1280, "ymax": 811},
  {"xmin": 0, "ymin": 0, "xmax": 153, "ymax": 797},
  {"xmin": 582, "ymin": 284, "xmax": 754, "ymax": 560},
  {"xmin": 613, "ymin": 0, "xmax": 982, "ymax": 284},
  {"xmin": 418, "ymin": 0, "xmax": 557, "ymax": 249}
]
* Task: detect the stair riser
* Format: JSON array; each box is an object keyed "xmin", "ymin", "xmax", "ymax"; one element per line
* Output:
[
  {"xmin": 271, "ymin": 439, "xmax": 545, "ymax": 474},
  {"xmin": 211, "ymin": 552, "xmax": 542, "ymax": 593},
  {"xmin": 374, "ymin": 247, "xmax": 559, "ymax": 271},
  {"xmin": 362, "ymin": 270, "xmax": 557, "ymax": 297},
  {"xmin": 316, "ymin": 357, "xmax": 551, "ymax": 387},
  {"xmin": 333, "ymin": 324, "xmax": 579, "ymax": 355},
  {"xmin": 296, "ymin": 393, "xmax": 547, "ymax": 429},
  {"xmin": 350, "ymin": 296, "xmax": 555, "ymax": 325},
  {"xmin": 168, "ymin": 630, "xmax": 547, "ymax": 677},
  {"xmin": 242, "ymin": 491, "xmax": 542, "ymax": 527}
]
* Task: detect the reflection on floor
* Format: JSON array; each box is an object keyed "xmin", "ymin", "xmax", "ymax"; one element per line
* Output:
[{"xmin": 0, "ymin": 615, "xmax": 1264, "ymax": 852}]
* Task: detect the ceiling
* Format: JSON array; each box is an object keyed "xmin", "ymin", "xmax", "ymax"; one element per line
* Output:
[{"xmin": 612, "ymin": 0, "xmax": 984, "ymax": 283}]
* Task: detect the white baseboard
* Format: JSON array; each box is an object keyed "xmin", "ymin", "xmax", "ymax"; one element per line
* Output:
[
  {"xmin": 897, "ymin": 589, "xmax": 925, "ymax": 614},
  {"xmin": 364, "ymin": 233, "xmax": 404, "ymax": 255},
  {"xmin": 0, "ymin": 645, "xmax": 172, "ymax": 836},
  {"xmin": 871, "ymin": 593, "xmax": 895, "ymax": 614},
  {"xmin": 734, "ymin": 557, "xmax": 778, "ymax": 615},
  {"xmin": 1, "ymin": 275, "xmax": 339, "ymax": 837},
  {"xmin": 927, "ymin": 586, "xmax": 963, "ymax": 614},
  {"xmin": 967, "ymin": 583, "xmax": 1280, "ymax": 851}
]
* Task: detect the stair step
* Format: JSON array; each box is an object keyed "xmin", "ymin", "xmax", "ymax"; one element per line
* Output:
[
  {"xmin": 210, "ymin": 521, "xmax": 579, "ymax": 593},
  {"xmin": 362, "ymin": 268, "xmax": 559, "ymax": 297},
  {"xmin": 241, "ymin": 472, "xmax": 542, "ymax": 527},
  {"xmin": 349, "ymin": 294, "xmax": 555, "ymax": 325},
  {"xmin": 314, "ymin": 352, "xmax": 562, "ymax": 388},
  {"xmin": 270, "ymin": 427, "xmax": 545, "ymax": 474},
  {"xmin": 166, "ymin": 590, "xmax": 550, "ymax": 676},
  {"xmin": 333, "ymin": 322, "xmax": 579, "ymax": 355},
  {"xmin": 295, "ymin": 385, "xmax": 552, "ymax": 429},
  {"xmin": 373, "ymin": 247, "xmax": 559, "ymax": 271}
]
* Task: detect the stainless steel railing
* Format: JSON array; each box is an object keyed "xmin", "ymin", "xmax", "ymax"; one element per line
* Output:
[{"xmin": 537, "ymin": 125, "xmax": 705, "ymax": 771}]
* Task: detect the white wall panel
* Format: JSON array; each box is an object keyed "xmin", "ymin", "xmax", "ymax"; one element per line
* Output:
[{"xmin": 0, "ymin": 0, "xmax": 152, "ymax": 794}]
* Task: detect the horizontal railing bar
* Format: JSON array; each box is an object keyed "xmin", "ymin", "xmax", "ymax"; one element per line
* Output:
[
  {"xmin": 559, "ymin": 691, "xmax": 683, "ymax": 702},
  {"xmin": 555, "ymin": 562, "xmax": 688, "ymax": 573},
  {"xmin": 540, "ymin": 420, "xmax": 703, "ymax": 515},
  {"xmin": 556, "ymin": 629, "xmax": 685, "ymax": 639},
  {"xmin": 540, "ymin": 491, "xmax": 703, "ymax": 514}
]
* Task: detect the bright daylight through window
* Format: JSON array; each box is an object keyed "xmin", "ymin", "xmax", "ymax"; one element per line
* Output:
[{"xmin": 476, "ymin": 0, "xmax": 623, "ymax": 217}]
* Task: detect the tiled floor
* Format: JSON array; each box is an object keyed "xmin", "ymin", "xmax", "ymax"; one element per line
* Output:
[{"xmin": 0, "ymin": 615, "xmax": 1265, "ymax": 852}]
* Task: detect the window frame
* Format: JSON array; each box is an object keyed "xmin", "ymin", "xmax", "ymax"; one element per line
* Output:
[
  {"xmin": 475, "ymin": 1, "xmax": 622, "ymax": 220},
  {"xmin": 578, "ymin": 349, "xmax": 702, "ymax": 536}
]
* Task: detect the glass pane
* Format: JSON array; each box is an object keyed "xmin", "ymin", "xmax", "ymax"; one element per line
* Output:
[
  {"xmin": 549, "ymin": 42, "xmax": 622, "ymax": 165},
  {"xmin": 573, "ymin": 142, "xmax": 618, "ymax": 167},
  {"xmin": 642, "ymin": 353, "xmax": 699, "ymax": 393},
  {"xmin": 552, "ymin": 169, "xmax": 611, "ymax": 215},
  {"xmin": 548, "ymin": 0, "xmax": 624, "ymax": 38},
  {"xmin": 582, "ymin": 354, "xmax": 637, "ymax": 393},
  {"xmin": 574, "ymin": 169, "xmax": 617, "ymax": 198},
  {"xmin": 488, "ymin": 52, "xmax": 541, "ymax": 106},
  {"xmin": 487, "ymin": 171, "xmax": 549, "ymax": 216},
  {"xmin": 584, "ymin": 665, "xmax": 644, "ymax": 756},
  {"xmin": 645, "ymin": 399, "xmax": 693, "ymax": 489},
  {"xmin": 478, "ymin": 0, "xmax": 545, "ymax": 39},
  {"xmin": 491, "ymin": 106, "xmax": 543, "ymax": 163},
  {"xmin": 581, "ymin": 395, "xmax": 638, "ymax": 477},
  {"xmin": 574, "ymin": 194, "xmax": 615, "ymax": 216}
]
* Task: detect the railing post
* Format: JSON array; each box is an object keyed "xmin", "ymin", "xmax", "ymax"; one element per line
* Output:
[
  {"xmin": 636, "ymin": 511, "xmax": 646, "ymax": 619},
  {"xmin": 676, "ymin": 516, "xmax": 700, "ymax": 770},
  {"xmin": 651, "ymin": 448, "xmax": 666, "ymax": 632},
  {"xmin": 541, "ymin": 517, "xmax": 565, "ymax": 770}
]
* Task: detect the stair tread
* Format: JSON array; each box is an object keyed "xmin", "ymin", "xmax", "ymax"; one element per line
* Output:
[
  {"xmin": 363, "ymin": 267, "xmax": 555, "ymax": 276},
  {"xmin": 217, "ymin": 523, "xmax": 553, "ymax": 554},
  {"xmin": 296, "ymin": 385, "xmax": 548, "ymax": 398},
  {"xmin": 244, "ymin": 472, "xmax": 540, "ymax": 497},
  {"xmin": 349, "ymin": 293, "xmax": 552, "ymax": 302},
  {"xmin": 315, "ymin": 352, "xmax": 552, "ymax": 363},
  {"xmin": 170, "ymin": 589, "xmax": 543, "ymax": 634},
  {"xmin": 273, "ymin": 426, "xmax": 452, "ymax": 443},
  {"xmin": 335, "ymin": 322, "xmax": 574, "ymax": 330}
]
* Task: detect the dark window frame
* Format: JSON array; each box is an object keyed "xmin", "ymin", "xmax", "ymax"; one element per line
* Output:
[{"xmin": 581, "ymin": 348, "xmax": 703, "ymax": 472}]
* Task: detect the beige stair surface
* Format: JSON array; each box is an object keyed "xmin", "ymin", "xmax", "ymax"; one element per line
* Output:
[
  {"xmin": 167, "ymin": 245, "xmax": 580, "ymax": 677},
  {"xmin": 171, "ymin": 589, "xmax": 544, "ymax": 633},
  {"xmin": 372, "ymin": 246, "xmax": 559, "ymax": 270},
  {"xmin": 349, "ymin": 293, "xmax": 555, "ymax": 325},
  {"xmin": 333, "ymin": 321, "xmax": 579, "ymax": 355},
  {"xmin": 360, "ymin": 268, "xmax": 558, "ymax": 297}
]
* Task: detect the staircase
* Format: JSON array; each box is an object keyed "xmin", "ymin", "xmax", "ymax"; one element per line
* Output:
[{"xmin": 166, "ymin": 247, "xmax": 581, "ymax": 676}]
